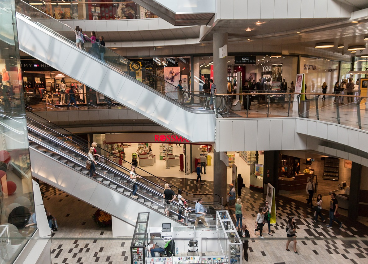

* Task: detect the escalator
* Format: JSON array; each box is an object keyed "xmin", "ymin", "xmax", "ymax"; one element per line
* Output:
[
  {"xmin": 26, "ymin": 111, "xmax": 218, "ymax": 228},
  {"xmin": 15, "ymin": 0, "xmax": 215, "ymax": 143}
]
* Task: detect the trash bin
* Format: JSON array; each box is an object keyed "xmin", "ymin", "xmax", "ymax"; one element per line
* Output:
[{"xmin": 298, "ymin": 100, "xmax": 310, "ymax": 118}]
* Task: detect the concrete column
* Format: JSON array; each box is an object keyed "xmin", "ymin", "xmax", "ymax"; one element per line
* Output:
[
  {"xmin": 214, "ymin": 151, "xmax": 227, "ymax": 205},
  {"xmin": 348, "ymin": 162, "xmax": 362, "ymax": 221},
  {"xmin": 213, "ymin": 32, "xmax": 228, "ymax": 94},
  {"xmin": 263, "ymin": 151, "xmax": 280, "ymax": 195}
]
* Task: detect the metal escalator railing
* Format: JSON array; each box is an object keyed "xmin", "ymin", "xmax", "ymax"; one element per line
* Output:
[{"xmin": 16, "ymin": 0, "xmax": 214, "ymax": 114}]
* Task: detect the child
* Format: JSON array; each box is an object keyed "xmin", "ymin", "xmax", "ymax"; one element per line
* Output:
[{"xmin": 196, "ymin": 163, "xmax": 201, "ymax": 183}]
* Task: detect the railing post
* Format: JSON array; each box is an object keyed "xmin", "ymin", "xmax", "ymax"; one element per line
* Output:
[
  {"xmin": 336, "ymin": 95, "xmax": 341, "ymax": 124},
  {"xmin": 287, "ymin": 94, "xmax": 291, "ymax": 117},
  {"xmin": 357, "ymin": 98, "xmax": 362, "ymax": 129},
  {"xmin": 267, "ymin": 95, "xmax": 270, "ymax": 117},
  {"xmin": 246, "ymin": 95, "xmax": 249, "ymax": 118},
  {"xmin": 315, "ymin": 95, "xmax": 320, "ymax": 120}
]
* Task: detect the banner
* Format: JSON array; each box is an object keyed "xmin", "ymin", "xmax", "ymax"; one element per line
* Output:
[
  {"xmin": 266, "ymin": 183, "xmax": 276, "ymax": 224},
  {"xmin": 295, "ymin": 73, "xmax": 305, "ymax": 101},
  {"xmin": 164, "ymin": 67, "xmax": 180, "ymax": 100}
]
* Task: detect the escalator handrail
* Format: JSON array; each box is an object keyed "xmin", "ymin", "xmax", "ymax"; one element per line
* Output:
[
  {"xmin": 27, "ymin": 123, "xmax": 165, "ymax": 197},
  {"xmin": 16, "ymin": 0, "xmax": 214, "ymax": 114}
]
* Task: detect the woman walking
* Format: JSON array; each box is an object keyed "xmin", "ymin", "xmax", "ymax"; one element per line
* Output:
[
  {"xmin": 286, "ymin": 217, "xmax": 297, "ymax": 253},
  {"xmin": 314, "ymin": 194, "xmax": 326, "ymax": 223},
  {"xmin": 235, "ymin": 198, "xmax": 242, "ymax": 229},
  {"xmin": 74, "ymin": 26, "xmax": 83, "ymax": 49},
  {"xmin": 321, "ymin": 82, "xmax": 327, "ymax": 100},
  {"xmin": 254, "ymin": 208, "xmax": 264, "ymax": 238},
  {"xmin": 87, "ymin": 147, "xmax": 96, "ymax": 177},
  {"xmin": 90, "ymin": 31, "xmax": 98, "ymax": 57}
]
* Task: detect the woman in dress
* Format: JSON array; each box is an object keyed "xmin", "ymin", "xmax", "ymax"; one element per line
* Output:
[{"xmin": 286, "ymin": 217, "xmax": 297, "ymax": 253}]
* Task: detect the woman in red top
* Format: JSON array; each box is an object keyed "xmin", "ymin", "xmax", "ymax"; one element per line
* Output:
[
  {"xmin": 90, "ymin": 31, "xmax": 99, "ymax": 58},
  {"xmin": 91, "ymin": 142, "xmax": 101, "ymax": 161}
]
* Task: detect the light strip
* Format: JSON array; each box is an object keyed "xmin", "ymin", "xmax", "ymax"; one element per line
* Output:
[
  {"xmin": 348, "ymin": 45, "xmax": 366, "ymax": 51},
  {"xmin": 315, "ymin": 42, "xmax": 334, "ymax": 49}
]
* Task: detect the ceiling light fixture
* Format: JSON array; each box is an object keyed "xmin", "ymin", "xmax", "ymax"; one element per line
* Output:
[
  {"xmin": 247, "ymin": 38, "xmax": 251, "ymax": 41},
  {"xmin": 297, "ymin": 31, "xmax": 301, "ymax": 34},
  {"xmin": 364, "ymin": 36, "xmax": 368, "ymax": 41},
  {"xmin": 55, "ymin": 73, "xmax": 65, "ymax": 78},
  {"xmin": 361, "ymin": 55, "xmax": 368, "ymax": 58},
  {"xmin": 315, "ymin": 42, "xmax": 334, "ymax": 49},
  {"xmin": 347, "ymin": 45, "xmax": 366, "ymax": 51},
  {"xmin": 351, "ymin": 51, "xmax": 356, "ymax": 53},
  {"xmin": 245, "ymin": 27, "xmax": 252, "ymax": 31},
  {"xmin": 351, "ymin": 20, "xmax": 359, "ymax": 23},
  {"xmin": 270, "ymin": 55, "xmax": 282, "ymax": 58},
  {"xmin": 255, "ymin": 21, "xmax": 264, "ymax": 26},
  {"xmin": 337, "ymin": 44, "xmax": 344, "ymax": 48}
]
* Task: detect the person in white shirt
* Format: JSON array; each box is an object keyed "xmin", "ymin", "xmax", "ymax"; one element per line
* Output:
[
  {"xmin": 254, "ymin": 208, "xmax": 265, "ymax": 238},
  {"xmin": 306, "ymin": 178, "xmax": 314, "ymax": 208},
  {"xmin": 130, "ymin": 166, "xmax": 141, "ymax": 198},
  {"xmin": 314, "ymin": 194, "xmax": 326, "ymax": 222},
  {"xmin": 87, "ymin": 147, "xmax": 96, "ymax": 177}
]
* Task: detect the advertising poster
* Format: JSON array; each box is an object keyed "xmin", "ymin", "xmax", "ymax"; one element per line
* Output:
[
  {"xmin": 272, "ymin": 64, "xmax": 282, "ymax": 82},
  {"xmin": 164, "ymin": 67, "xmax": 180, "ymax": 99},
  {"xmin": 295, "ymin": 74, "xmax": 304, "ymax": 94},
  {"xmin": 255, "ymin": 164, "xmax": 263, "ymax": 177},
  {"xmin": 246, "ymin": 72, "xmax": 256, "ymax": 83},
  {"xmin": 266, "ymin": 183, "xmax": 276, "ymax": 224}
]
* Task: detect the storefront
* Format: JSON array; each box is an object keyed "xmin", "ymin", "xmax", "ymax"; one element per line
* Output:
[{"xmin": 21, "ymin": 59, "xmax": 114, "ymax": 107}]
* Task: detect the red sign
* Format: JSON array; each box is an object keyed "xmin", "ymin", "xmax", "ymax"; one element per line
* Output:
[{"xmin": 155, "ymin": 135, "xmax": 190, "ymax": 143}]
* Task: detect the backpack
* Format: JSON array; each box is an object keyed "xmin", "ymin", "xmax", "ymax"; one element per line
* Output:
[
  {"xmin": 164, "ymin": 240, "xmax": 175, "ymax": 257},
  {"xmin": 86, "ymin": 160, "xmax": 92, "ymax": 170}
]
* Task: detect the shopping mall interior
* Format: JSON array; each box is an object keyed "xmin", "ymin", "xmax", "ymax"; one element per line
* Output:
[{"xmin": 2, "ymin": 0, "xmax": 368, "ymax": 263}]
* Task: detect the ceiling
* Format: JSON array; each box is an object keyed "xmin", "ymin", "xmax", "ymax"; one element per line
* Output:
[{"xmin": 335, "ymin": 0, "xmax": 368, "ymax": 9}]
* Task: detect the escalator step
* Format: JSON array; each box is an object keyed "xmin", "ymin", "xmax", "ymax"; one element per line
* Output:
[
  {"xmin": 60, "ymin": 159, "xmax": 67, "ymax": 163},
  {"xmin": 110, "ymin": 184, "xmax": 117, "ymax": 189},
  {"xmin": 53, "ymin": 155, "xmax": 60, "ymax": 160},
  {"xmin": 138, "ymin": 198, "xmax": 145, "ymax": 203},
  {"xmin": 158, "ymin": 209, "xmax": 165, "ymax": 214},
  {"xmin": 102, "ymin": 180, "xmax": 110, "ymax": 185},
  {"xmin": 124, "ymin": 191, "xmax": 131, "ymax": 196},
  {"xmin": 117, "ymin": 188, "xmax": 124, "ymax": 192},
  {"xmin": 96, "ymin": 178, "xmax": 103, "ymax": 181},
  {"xmin": 144, "ymin": 202, "xmax": 152, "ymax": 206}
]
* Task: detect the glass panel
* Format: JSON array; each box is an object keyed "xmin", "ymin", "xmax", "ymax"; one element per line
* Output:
[
  {"xmin": 0, "ymin": 0, "xmax": 36, "ymax": 263},
  {"xmin": 137, "ymin": 212, "xmax": 149, "ymax": 222},
  {"xmin": 29, "ymin": 1, "xmax": 159, "ymax": 20}
]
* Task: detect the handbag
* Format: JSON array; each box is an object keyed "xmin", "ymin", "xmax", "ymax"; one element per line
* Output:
[{"xmin": 86, "ymin": 160, "xmax": 92, "ymax": 170}]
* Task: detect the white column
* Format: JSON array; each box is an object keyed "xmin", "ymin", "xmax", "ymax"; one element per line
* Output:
[{"xmin": 213, "ymin": 32, "xmax": 228, "ymax": 94}]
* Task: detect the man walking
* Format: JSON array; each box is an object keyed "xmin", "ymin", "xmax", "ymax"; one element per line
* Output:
[
  {"xmin": 327, "ymin": 193, "xmax": 342, "ymax": 228},
  {"xmin": 200, "ymin": 154, "xmax": 207, "ymax": 174},
  {"xmin": 346, "ymin": 78, "xmax": 355, "ymax": 103},
  {"xmin": 194, "ymin": 198, "xmax": 208, "ymax": 228},
  {"xmin": 306, "ymin": 178, "xmax": 314, "ymax": 207}
]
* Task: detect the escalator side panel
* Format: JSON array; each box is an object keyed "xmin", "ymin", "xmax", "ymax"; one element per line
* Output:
[{"xmin": 29, "ymin": 148, "xmax": 180, "ymax": 227}]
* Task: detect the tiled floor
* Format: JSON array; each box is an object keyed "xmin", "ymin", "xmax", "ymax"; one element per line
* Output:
[
  {"xmin": 41, "ymin": 181, "xmax": 368, "ymax": 264},
  {"xmin": 40, "ymin": 183, "xmax": 131, "ymax": 264}
]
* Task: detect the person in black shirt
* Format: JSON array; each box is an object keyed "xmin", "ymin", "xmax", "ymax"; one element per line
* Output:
[
  {"xmin": 164, "ymin": 184, "xmax": 176, "ymax": 216},
  {"xmin": 281, "ymin": 79, "xmax": 287, "ymax": 91},
  {"xmin": 237, "ymin": 224, "xmax": 250, "ymax": 261},
  {"xmin": 327, "ymin": 192, "xmax": 342, "ymax": 228},
  {"xmin": 99, "ymin": 36, "xmax": 105, "ymax": 62}
]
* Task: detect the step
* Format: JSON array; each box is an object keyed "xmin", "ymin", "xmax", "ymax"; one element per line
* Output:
[{"xmin": 109, "ymin": 184, "xmax": 117, "ymax": 189}]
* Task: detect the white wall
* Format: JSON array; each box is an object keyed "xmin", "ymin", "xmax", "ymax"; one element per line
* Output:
[{"xmin": 215, "ymin": 0, "xmax": 353, "ymax": 20}]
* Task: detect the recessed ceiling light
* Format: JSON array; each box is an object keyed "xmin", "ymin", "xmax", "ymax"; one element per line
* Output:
[
  {"xmin": 351, "ymin": 50, "xmax": 356, "ymax": 53},
  {"xmin": 245, "ymin": 27, "xmax": 252, "ymax": 32},
  {"xmin": 247, "ymin": 38, "xmax": 251, "ymax": 41},
  {"xmin": 297, "ymin": 31, "xmax": 301, "ymax": 34},
  {"xmin": 256, "ymin": 21, "xmax": 264, "ymax": 26},
  {"xmin": 364, "ymin": 36, "xmax": 368, "ymax": 41},
  {"xmin": 337, "ymin": 44, "xmax": 344, "ymax": 48},
  {"xmin": 315, "ymin": 42, "xmax": 334, "ymax": 49},
  {"xmin": 270, "ymin": 55, "xmax": 282, "ymax": 58},
  {"xmin": 347, "ymin": 45, "xmax": 366, "ymax": 51},
  {"xmin": 352, "ymin": 20, "xmax": 359, "ymax": 23}
]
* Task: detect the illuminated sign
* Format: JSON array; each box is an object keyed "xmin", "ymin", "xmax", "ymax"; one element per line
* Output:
[{"xmin": 155, "ymin": 135, "xmax": 190, "ymax": 142}]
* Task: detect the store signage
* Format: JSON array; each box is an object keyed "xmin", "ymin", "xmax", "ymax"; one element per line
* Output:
[
  {"xmin": 235, "ymin": 56, "xmax": 256, "ymax": 64},
  {"xmin": 21, "ymin": 60, "xmax": 56, "ymax": 71},
  {"xmin": 262, "ymin": 66, "xmax": 272, "ymax": 72},
  {"xmin": 155, "ymin": 135, "xmax": 190, "ymax": 143}
]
